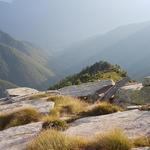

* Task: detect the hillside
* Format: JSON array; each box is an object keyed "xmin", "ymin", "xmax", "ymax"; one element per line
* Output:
[
  {"xmin": 53, "ymin": 21, "xmax": 150, "ymax": 79},
  {"xmin": 0, "ymin": 30, "xmax": 55, "ymax": 97},
  {"xmin": 50, "ymin": 61, "xmax": 127, "ymax": 90}
]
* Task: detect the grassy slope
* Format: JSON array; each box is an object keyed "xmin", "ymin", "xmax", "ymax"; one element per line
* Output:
[
  {"xmin": 0, "ymin": 30, "xmax": 57, "ymax": 91},
  {"xmin": 0, "ymin": 44, "xmax": 54, "ymax": 89},
  {"xmin": 50, "ymin": 61, "xmax": 127, "ymax": 89}
]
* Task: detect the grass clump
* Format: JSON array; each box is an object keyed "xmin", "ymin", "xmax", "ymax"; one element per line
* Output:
[
  {"xmin": 29, "ymin": 93, "xmax": 49, "ymax": 100},
  {"xmin": 42, "ymin": 116, "xmax": 68, "ymax": 131},
  {"xmin": 47, "ymin": 96, "xmax": 88, "ymax": 117},
  {"xmin": 0, "ymin": 107, "xmax": 40, "ymax": 130},
  {"xmin": 80, "ymin": 102, "xmax": 123, "ymax": 117},
  {"xmin": 94, "ymin": 130, "xmax": 132, "ymax": 150},
  {"xmin": 140, "ymin": 104, "xmax": 150, "ymax": 111},
  {"xmin": 27, "ymin": 129, "xmax": 132, "ymax": 150},
  {"xmin": 27, "ymin": 130, "xmax": 88, "ymax": 150},
  {"xmin": 133, "ymin": 136, "xmax": 150, "ymax": 147}
]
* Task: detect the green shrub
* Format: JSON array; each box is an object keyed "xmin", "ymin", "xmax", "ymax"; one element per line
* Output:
[
  {"xmin": 42, "ymin": 117, "xmax": 68, "ymax": 131},
  {"xmin": 80, "ymin": 102, "xmax": 123, "ymax": 117},
  {"xmin": 0, "ymin": 107, "xmax": 40, "ymax": 130}
]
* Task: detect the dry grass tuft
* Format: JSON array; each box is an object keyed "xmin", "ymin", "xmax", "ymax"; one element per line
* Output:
[
  {"xmin": 133, "ymin": 136, "xmax": 150, "ymax": 147},
  {"xmin": 42, "ymin": 116, "xmax": 68, "ymax": 131},
  {"xmin": 47, "ymin": 96, "xmax": 88, "ymax": 117},
  {"xmin": 0, "ymin": 107, "xmax": 40, "ymax": 130},
  {"xmin": 27, "ymin": 129, "xmax": 88, "ymax": 150},
  {"xmin": 29, "ymin": 93, "xmax": 49, "ymax": 100},
  {"xmin": 80, "ymin": 102, "xmax": 123, "ymax": 117},
  {"xmin": 93, "ymin": 129, "xmax": 132, "ymax": 150},
  {"xmin": 27, "ymin": 129, "xmax": 132, "ymax": 150},
  {"xmin": 140, "ymin": 104, "xmax": 150, "ymax": 111}
]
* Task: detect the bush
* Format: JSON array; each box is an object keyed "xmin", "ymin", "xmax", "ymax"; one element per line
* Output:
[
  {"xmin": 42, "ymin": 116, "xmax": 68, "ymax": 131},
  {"xmin": 27, "ymin": 130, "xmax": 88, "ymax": 150},
  {"xmin": 0, "ymin": 107, "xmax": 40, "ymax": 130},
  {"xmin": 133, "ymin": 136, "xmax": 150, "ymax": 147},
  {"xmin": 80, "ymin": 102, "xmax": 123, "ymax": 117},
  {"xmin": 47, "ymin": 96, "xmax": 88, "ymax": 117},
  {"xmin": 94, "ymin": 130, "xmax": 132, "ymax": 150}
]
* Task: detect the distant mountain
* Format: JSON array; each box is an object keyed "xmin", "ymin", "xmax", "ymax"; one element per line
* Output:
[
  {"xmin": 53, "ymin": 21, "xmax": 150, "ymax": 79},
  {"xmin": 50, "ymin": 61, "xmax": 127, "ymax": 90},
  {"xmin": 0, "ymin": 30, "xmax": 55, "ymax": 98}
]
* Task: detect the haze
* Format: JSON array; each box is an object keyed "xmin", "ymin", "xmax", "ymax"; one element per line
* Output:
[{"xmin": 0, "ymin": 0, "xmax": 150, "ymax": 49}]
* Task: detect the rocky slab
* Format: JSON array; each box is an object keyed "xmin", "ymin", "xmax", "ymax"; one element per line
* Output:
[
  {"xmin": 6, "ymin": 87, "xmax": 39, "ymax": 97},
  {"xmin": 0, "ymin": 122, "xmax": 42, "ymax": 150},
  {"xmin": 66, "ymin": 110, "xmax": 150, "ymax": 138},
  {"xmin": 0, "ymin": 100, "xmax": 55, "ymax": 114},
  {"xmin": 59, "ymin": 80, "xmax": 115, "ymax": 97}
]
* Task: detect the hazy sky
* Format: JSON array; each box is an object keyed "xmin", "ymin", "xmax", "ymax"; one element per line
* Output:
[
  {"xmin": 1, "ymin": 0, "xmax": 150, "ymax": 49},
  {"xmin": 0, "ymin": 0, "xmax": 12, "ymax": 2}
]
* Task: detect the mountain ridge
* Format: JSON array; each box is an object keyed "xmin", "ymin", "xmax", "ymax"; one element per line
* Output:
[
  {"xmin": 52, "ymin": 21, "xmax": 150, "ymax": 79},
  {"xmin": 0, "ymin": 30, "xmax": 56, "ymax": 97}
]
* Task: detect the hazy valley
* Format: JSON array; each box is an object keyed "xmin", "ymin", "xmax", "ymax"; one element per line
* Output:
[{"xmin": 0, "ymin": 1, "xmax": 150, "ymax": 150}]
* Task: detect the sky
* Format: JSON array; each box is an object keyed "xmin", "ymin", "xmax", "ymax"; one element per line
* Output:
[
  {"xmin": 0, "ymin": 0, "xmax": 150, "ymax": 49},
  {"xmin": 0, "ymin": 0, "xmax": 12, "ymax": 2}
]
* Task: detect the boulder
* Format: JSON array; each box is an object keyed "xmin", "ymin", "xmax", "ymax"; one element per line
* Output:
[
  {"xmin": 143, "ymin": 76, "xmax": 150, "ymax": 87},
  {"xmin": 116, "ymin": 83, "xmax": 144, "ymax": 104},
  {"xmin": 6, "ymin": 87, "xmax": 38, "ymax": 98},
  {"xmin": 66, "ymin": 110, "xmax": 150, "ymax": 138},
  {"xmin": 59, "ymin": 80, "xmax": 115, "ymax": 100},
  {"xmin": 0, "ymin": 122, "xmax": 42, "ymax": 150},
  {"xmin": 0, "ymin": 100, "xmax": 54, "ymax": 114}
]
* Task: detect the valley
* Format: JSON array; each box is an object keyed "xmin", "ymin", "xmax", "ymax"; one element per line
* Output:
[{"xmin": 0, "ymin": 1, "xmax": 150, "ymax": 149}]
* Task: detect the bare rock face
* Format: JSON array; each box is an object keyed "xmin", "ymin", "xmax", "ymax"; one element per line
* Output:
[
  {"xmin": 0, "ymin": 122, "xmax": 42, "ymax": 150},
  {"xmin": 0, "ymin": 100, "xmax": 54, "ymax": 114},
  {"xmin": 66, "ymin": 110, "xmax": 150, "ymax": 138}
]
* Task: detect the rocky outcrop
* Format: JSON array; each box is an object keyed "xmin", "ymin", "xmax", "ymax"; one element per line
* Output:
[
  {"xmin": 0, "ymin": 100, "xmax": 54, "ymax": 114},
  {"xmin": 6, "ymin": 87, "xmax": 39, "ymax": 98},
  {"xmin": 0, "ymin": 122, "xmax": 42, "ymax": 150},
  {"xmin": 0, "ymin": 88, "xmax": 55, "ymax": 149},
  {"xmin": 116, "ymin": 82, "xmax": 150, "ymax": 104},
  {"xmin": 143, "ymin": 76, "xmax": 150, "ymax": 87},
  {"xmin": 101, "ymin": 77, "xmax": 130, "ymax": 100},
  {"xmin": 66, "ymin": 110, "xmax": 150, "ymax": 138},
  {"xmin": 59, "ymin": 80, "xmax": 115, "ymax": 100}
]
